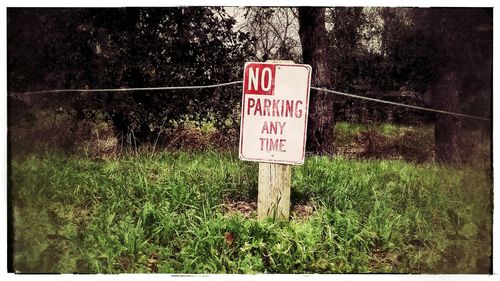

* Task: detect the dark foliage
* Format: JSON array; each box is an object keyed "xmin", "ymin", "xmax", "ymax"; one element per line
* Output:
[{"xmin": 8, "ymin": 7, "xmax": 254, "ymax": 145}]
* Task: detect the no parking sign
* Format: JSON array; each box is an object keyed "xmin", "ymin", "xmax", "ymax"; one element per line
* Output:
[{"xmin": 239, "ymin": 62, "xmax": 312, "ymax": 165}]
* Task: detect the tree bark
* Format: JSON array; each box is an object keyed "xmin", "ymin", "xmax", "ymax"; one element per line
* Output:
[
  {"xmin": 431, "ymin": 71, "xmax": 462, "ymax": 164},
  {"xmin": 298, "ymin": 8, "xmax": 335, "ymax": 154},
  {"xmin": 421, "ymin": 9, "xmax": 492, "ymax": 164}
]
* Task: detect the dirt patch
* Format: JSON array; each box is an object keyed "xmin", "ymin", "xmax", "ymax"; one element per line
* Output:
[
  {"xmin": 118, "ymin": 254, "xmax": 130, "ymax": 271},
  {"xmin": 369, "ymin": 248, "xmax": 401, "ymax": 270},
  {"xmin": 291, "ymin": 204, "xmax": 316, "ymax": 220},
  {"xmin": 223, "ymin": 200, "xmax": 257, "ymax": 219},
  {"xmin": 222, "ymin": 200, "xmax": 317, "ymax": 220}
]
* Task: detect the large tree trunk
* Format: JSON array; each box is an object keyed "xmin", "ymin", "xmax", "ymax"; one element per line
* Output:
[
  {"xmin": 298, "ymin": 8, "xmax": 335, "ymax": 154},
  {"xmin": 420, "ymin": 8, "xmax": 493, "ymax": 165},
  {"xmin": 430, "ymin": 71, "xmax": 462, "ymax": 164}
]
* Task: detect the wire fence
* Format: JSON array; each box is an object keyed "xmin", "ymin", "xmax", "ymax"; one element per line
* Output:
[
  {"xmin": 309, "ymin": 87, "xmax": 490, "ymax": 121},
  {"xmin": 9, "ymin": 80, "xmax": 491, "ymax": 121}
]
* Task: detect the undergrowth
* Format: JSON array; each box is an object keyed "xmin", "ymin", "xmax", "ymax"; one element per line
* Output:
[{"xmin": 10, "ymin": 150, "xmax": 492, "ymax": 273}]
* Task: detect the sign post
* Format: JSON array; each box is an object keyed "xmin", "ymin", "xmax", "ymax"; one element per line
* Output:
[
  {"xmin": 239, "ymin": 61, "xmax": 312, "ymax": 220},
  {"xmin": 257, "ymin": 162, "xmax": 291, "ymax": 220}
]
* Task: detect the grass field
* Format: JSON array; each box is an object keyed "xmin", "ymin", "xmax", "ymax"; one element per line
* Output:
[{"xmin": 10, "ymin": 149, "xmax": 492, "ymax": 273}]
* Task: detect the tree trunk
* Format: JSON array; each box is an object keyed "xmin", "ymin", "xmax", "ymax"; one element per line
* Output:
[
  {"xmin": 431, "ymin": 71, "xmax": 462, "ymax": 164},
  {"xmin": 298, "ymin": 8, "xmax": 335, "ymax": 154}
]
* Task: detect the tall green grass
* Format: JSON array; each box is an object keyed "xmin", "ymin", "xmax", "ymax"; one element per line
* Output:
[{"xmin": 10, "ymin": 151, "xmax": 492, "ymax": 273}]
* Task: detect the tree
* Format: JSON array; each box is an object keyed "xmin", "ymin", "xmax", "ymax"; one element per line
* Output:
[
  {"xmin": 410, "ymin": 8, "xmax": 492, "ymax": 163},
  {"xmin": 298, "ymin": 8, "xmax": 335, "ymax": 154},
  {"xmin": 326, "ymin": 7, "xmax": 367, "ymax": 92},
  {"xmin": 8, "ymin": 9, "xmax": 95, "ymax": 93},
  {"xmin": 237, "ymin": 7, "xmax": 301, "ymax": 61},
  {"xmin": 85, "ymin": 7, "xmax": 253, "ymax": 143},
  {"xmin": 8, "ymin": 8, "xmax": 97, "ymax": 136},
  {"xmin": 8, "ymin": 7, "xmax": 253, "ymax": 145},
  {"xmin": 371, "ymin": 7, "xmax": 437, "ymax": 92}
]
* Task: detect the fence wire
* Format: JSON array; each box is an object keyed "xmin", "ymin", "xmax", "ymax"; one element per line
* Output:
[
  {"xmin": 9, "ymin": 80, "xmax": 491, "ymax": 121},
  {"xmin": 309, "ymin": 87, "xmax": 490, "ymax": 121}
]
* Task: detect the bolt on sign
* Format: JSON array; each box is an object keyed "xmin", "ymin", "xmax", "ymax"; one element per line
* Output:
[{"xmin": 239, "ymin": 62, "xmax": 312, "ymax": 165}]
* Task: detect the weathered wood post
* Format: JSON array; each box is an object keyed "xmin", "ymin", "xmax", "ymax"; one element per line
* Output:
[
  {"xmin": 258, "ymin": 162, "xmax": 291, "ymax": 220},
  {"xmin": 239, "ymin": 60, "xmax": 311, "ymax": 221}
]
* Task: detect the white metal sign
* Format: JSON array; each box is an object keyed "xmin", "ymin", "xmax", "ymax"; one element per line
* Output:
[{"xmin": 239, "ymin": 62, "xmax": 312, "ymax": 165}]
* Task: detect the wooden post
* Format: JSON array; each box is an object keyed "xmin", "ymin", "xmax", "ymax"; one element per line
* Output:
[
  {"xmin": 258, "ymin": 163, "xmax": 291, "ymax": 220},
  {"xmin": 256, "ymin": 60, "xmax": 294, "ymax": 221}
]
